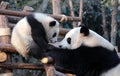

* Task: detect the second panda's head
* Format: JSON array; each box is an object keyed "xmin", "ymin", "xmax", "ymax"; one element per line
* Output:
[
  {"xmin": 59, "ymin": 26, "xmax": 114, "ymax": 51},
  {"xmin": 34, "ymin": 13, "xmax": 60, "ymax": 43}
]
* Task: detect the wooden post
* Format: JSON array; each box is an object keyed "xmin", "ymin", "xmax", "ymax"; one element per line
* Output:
[
  {"xmin": 0, "ymin": 1, "xmax": 13, "ymax": 76},
  {"xmin": 110, "ymin": 0, "xmax": 118, "ymax": 45},
  {"xmin": 44, "ymin": 64, "xmax": 67, "ymax": 76},
  {"xmin": 41, "ymin": 57, "xmax": 72, "ymax": 76},
  {"xmin": 68, "ymin": 0, "xmax": 76, "ymax": 28},
  {"xmin": 78, "ymin": 0, "xmax": 83, "ymax": 25},
  {"xmin": 52, "ymin": 0, "xmax": 61, "ymax": 15}
]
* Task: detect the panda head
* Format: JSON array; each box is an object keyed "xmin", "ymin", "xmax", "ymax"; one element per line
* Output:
[
  {"xmin": 59, "ymin": 26, "xmax": 114, "ymax": 50},
  {"xmin": 48, "ymin": 21, "xmax": 59, "ymax": 43},
  {"xmin": 34, "ymin": 13, "xmax": 59, "ymax": 43}
]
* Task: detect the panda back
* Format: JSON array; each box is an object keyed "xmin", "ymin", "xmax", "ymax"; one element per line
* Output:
[{"xmin": 11, "ymin": 17, "xmax": 32, "ymax": 58}]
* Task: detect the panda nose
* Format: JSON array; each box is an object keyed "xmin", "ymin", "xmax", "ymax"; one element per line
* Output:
[{"xmin": 59, "ymin": 45, "xmax": 62, "ymax": 48}]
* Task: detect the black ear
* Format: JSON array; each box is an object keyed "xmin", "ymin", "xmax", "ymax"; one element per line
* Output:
[
  {"xmin": 80, "ymin": 26, "xmax": 89, "ymax": 36},
  {"xmin": 78, "ymin": 24, "xmax": 85, "ymax": 27},
  {"xmin": 49, "ymin": 21, "xmax": 56, "ymax": 27}
]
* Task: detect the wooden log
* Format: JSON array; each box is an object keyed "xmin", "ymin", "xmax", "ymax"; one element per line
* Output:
[
  {"xmin": 0, "ymin": 43, "xmax": 16, "ymax": 53},
  {"xmin": 0, "ymin": 9, "xmax": 81, "ymax": 22},
  {"xmin": 0, "ymin": 43, "xmax": 74, "ymax": 73},
  {"xmin": 60, "ymin": 28, "xmax": 70, "ymax": 36},
  {"xmin": 78, "ymin": 0, "xmax": 83, "ymax": 25},
  {"xmin": 0, "ymin": 51, "xmax": 7, "ymax": 62},
  {"xmin": 0, "ymin": 63, "xmax": 72, "ymax": 73},
  {"xmin": 0, "ymin": 63, "xmax": 44, "ymax": 70},
  {"xmin": 0, "ymin": 1, "xmax": 13, "ymax": 76},
  {"xmin": 41, "ymin": 57, "xmax": 55, "ymax": 76},
  {"xmin": 68, "ymin": 0, "xmax": 76, "ymax": 28},
  {"xmin": 0, "ymin": 63, "xmax": 75, "ymax": 76},
  {"xmin": 23, "ymin": 6, "xmax": 34, "ymax": 12},
  {"xmin": 41, "ymin": 56, "xmax": 69, "ymax": 76},
  {"xmin": 52, "ymin": 0, "xmax": 61, "ymax": 15},
  {"xmin": 44, "ymin": 64, "xmax": 67, "ymax": 76}
]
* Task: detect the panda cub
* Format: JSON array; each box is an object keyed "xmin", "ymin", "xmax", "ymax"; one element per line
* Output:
[
  {"xmin": 11, "ymin": 13, "xmax": 59, "ymax": 59},
  {"xmin": 45, "ymin": 26, "xmax": 120, "ymax": 76}
]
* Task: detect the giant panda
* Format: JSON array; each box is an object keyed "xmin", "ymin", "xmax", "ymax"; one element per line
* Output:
[
  {"xmin": 42, "ymin": 25, "xmax": 120, "ymax": 76},
  {"xmin": 11, "ymin": 13, "xmax": 59, "ymax": 59}
]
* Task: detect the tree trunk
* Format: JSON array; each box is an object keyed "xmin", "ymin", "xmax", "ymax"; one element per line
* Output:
[
  {"xmin": 52, "ymin": 0, "xmax": 61, "ymax": 15},
  {"xmin": 101, "ymin": 6, "xmax": 109, "ymax": 40},
  {"xmin": 68, "ymin": 0, "xmax": 76, "ymax": 28},
  {"xmin": 78, "ymin": 0, "xmax": 83, "ymax": 25},
  {"xmin": 111, "ymin": 0, "xmax": 118, "ymax": 46}
]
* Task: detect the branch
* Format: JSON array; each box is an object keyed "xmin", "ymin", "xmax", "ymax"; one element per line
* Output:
[{"xmin": 0, "ymin": 9, "xmax": 81, "ymax": 22}]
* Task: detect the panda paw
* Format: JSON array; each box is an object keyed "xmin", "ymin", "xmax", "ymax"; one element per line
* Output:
[{"xmin": 46, "ymin": 44, "xmax": 55, "ymax": 52}]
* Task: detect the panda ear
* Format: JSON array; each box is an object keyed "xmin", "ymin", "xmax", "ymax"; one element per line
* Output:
[
  {"xmin": 78, "ymin": 24, "xmax": 85, "ymax": 27},
  {"xmin": 80, "ymin": 26, "xmax": 89, "ymax": 36},
  {"xmin": 49, "ymin": 21, "xmax": 56, "ymax": 27}
]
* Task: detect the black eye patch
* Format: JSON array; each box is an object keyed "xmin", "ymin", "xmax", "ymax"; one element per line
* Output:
[
  {"xmin": 67, "ymin": 37, "xmax": 71, "ymax": 44},
  {"xmin": 52, "ymin": 33, "xmax": 57, "ymax": 37},
  {"xmin": 49, "ymin": 21, "xmax": 56, "ymax": 27}
]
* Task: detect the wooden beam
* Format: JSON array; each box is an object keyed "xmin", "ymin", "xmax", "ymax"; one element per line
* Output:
[
  {"xmin": 60, "ymin": 28, "xmax": 70, "ymax": 36},
  {"xmin": 0, "ymin": 9, "xmax": 81, "ymax": 22},
  {"xmin": 0, "ymin": 63, "xmax": 72, "ymax": 73},
  {"xmin": 0, "ymin": 43, "xmax": 16, "ymax": 53},
  {"xmin": 0, "ymin": 63, "xmax": 44, "ymax": 70}
]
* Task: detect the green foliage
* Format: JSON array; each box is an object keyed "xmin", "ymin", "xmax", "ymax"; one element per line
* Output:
[
  {"xmin": 101, "ymin": 0, "xmax": 111, "ymax": 7},
  {"xmin": 82, "ymin": 2, "xmax": 104, "ymax": 36},
  {"xmin": 8, "ymin": 0, "xmax": 42, "ymax": 10}
]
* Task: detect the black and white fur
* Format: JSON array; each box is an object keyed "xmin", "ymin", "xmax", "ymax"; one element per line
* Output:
[
  {"xmin": 44, "ymin": 26, "xmax": 120, "ymax": 76},
  {"xmin": 11, "ymin": 13, "xmax": 59, "ymax": 59}
]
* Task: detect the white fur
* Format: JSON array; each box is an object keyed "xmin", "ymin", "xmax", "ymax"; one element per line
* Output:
[
  {"xmin": 0, "ymin": 73, "xmax": 13, "ymax": 76},
  {"xmin": 11, "ymin": 17, "xmax": 33, "ymax": 58},
  {"xmin": 34, "ymin": 13, "xmax": 59, "ymax": 42},
  {"xmin": 60, "ymin": 27, "xmax": 114, "ymax": 51},
  {"xmin": 11, "ymin": 13, "xmax": 59, "ymax": 58},
  {"xmin": 101, "ymin": 64, "xmax": 120, "ymax": 76}
]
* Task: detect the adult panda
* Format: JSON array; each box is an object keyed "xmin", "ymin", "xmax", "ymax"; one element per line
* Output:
[
  {"xmin": 11, "ymin": 13, "xmax": 59, "ymax": 59},
  {"xmin": 43, "ymin": 25, "xmax": 120, "ymax": 76}
]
